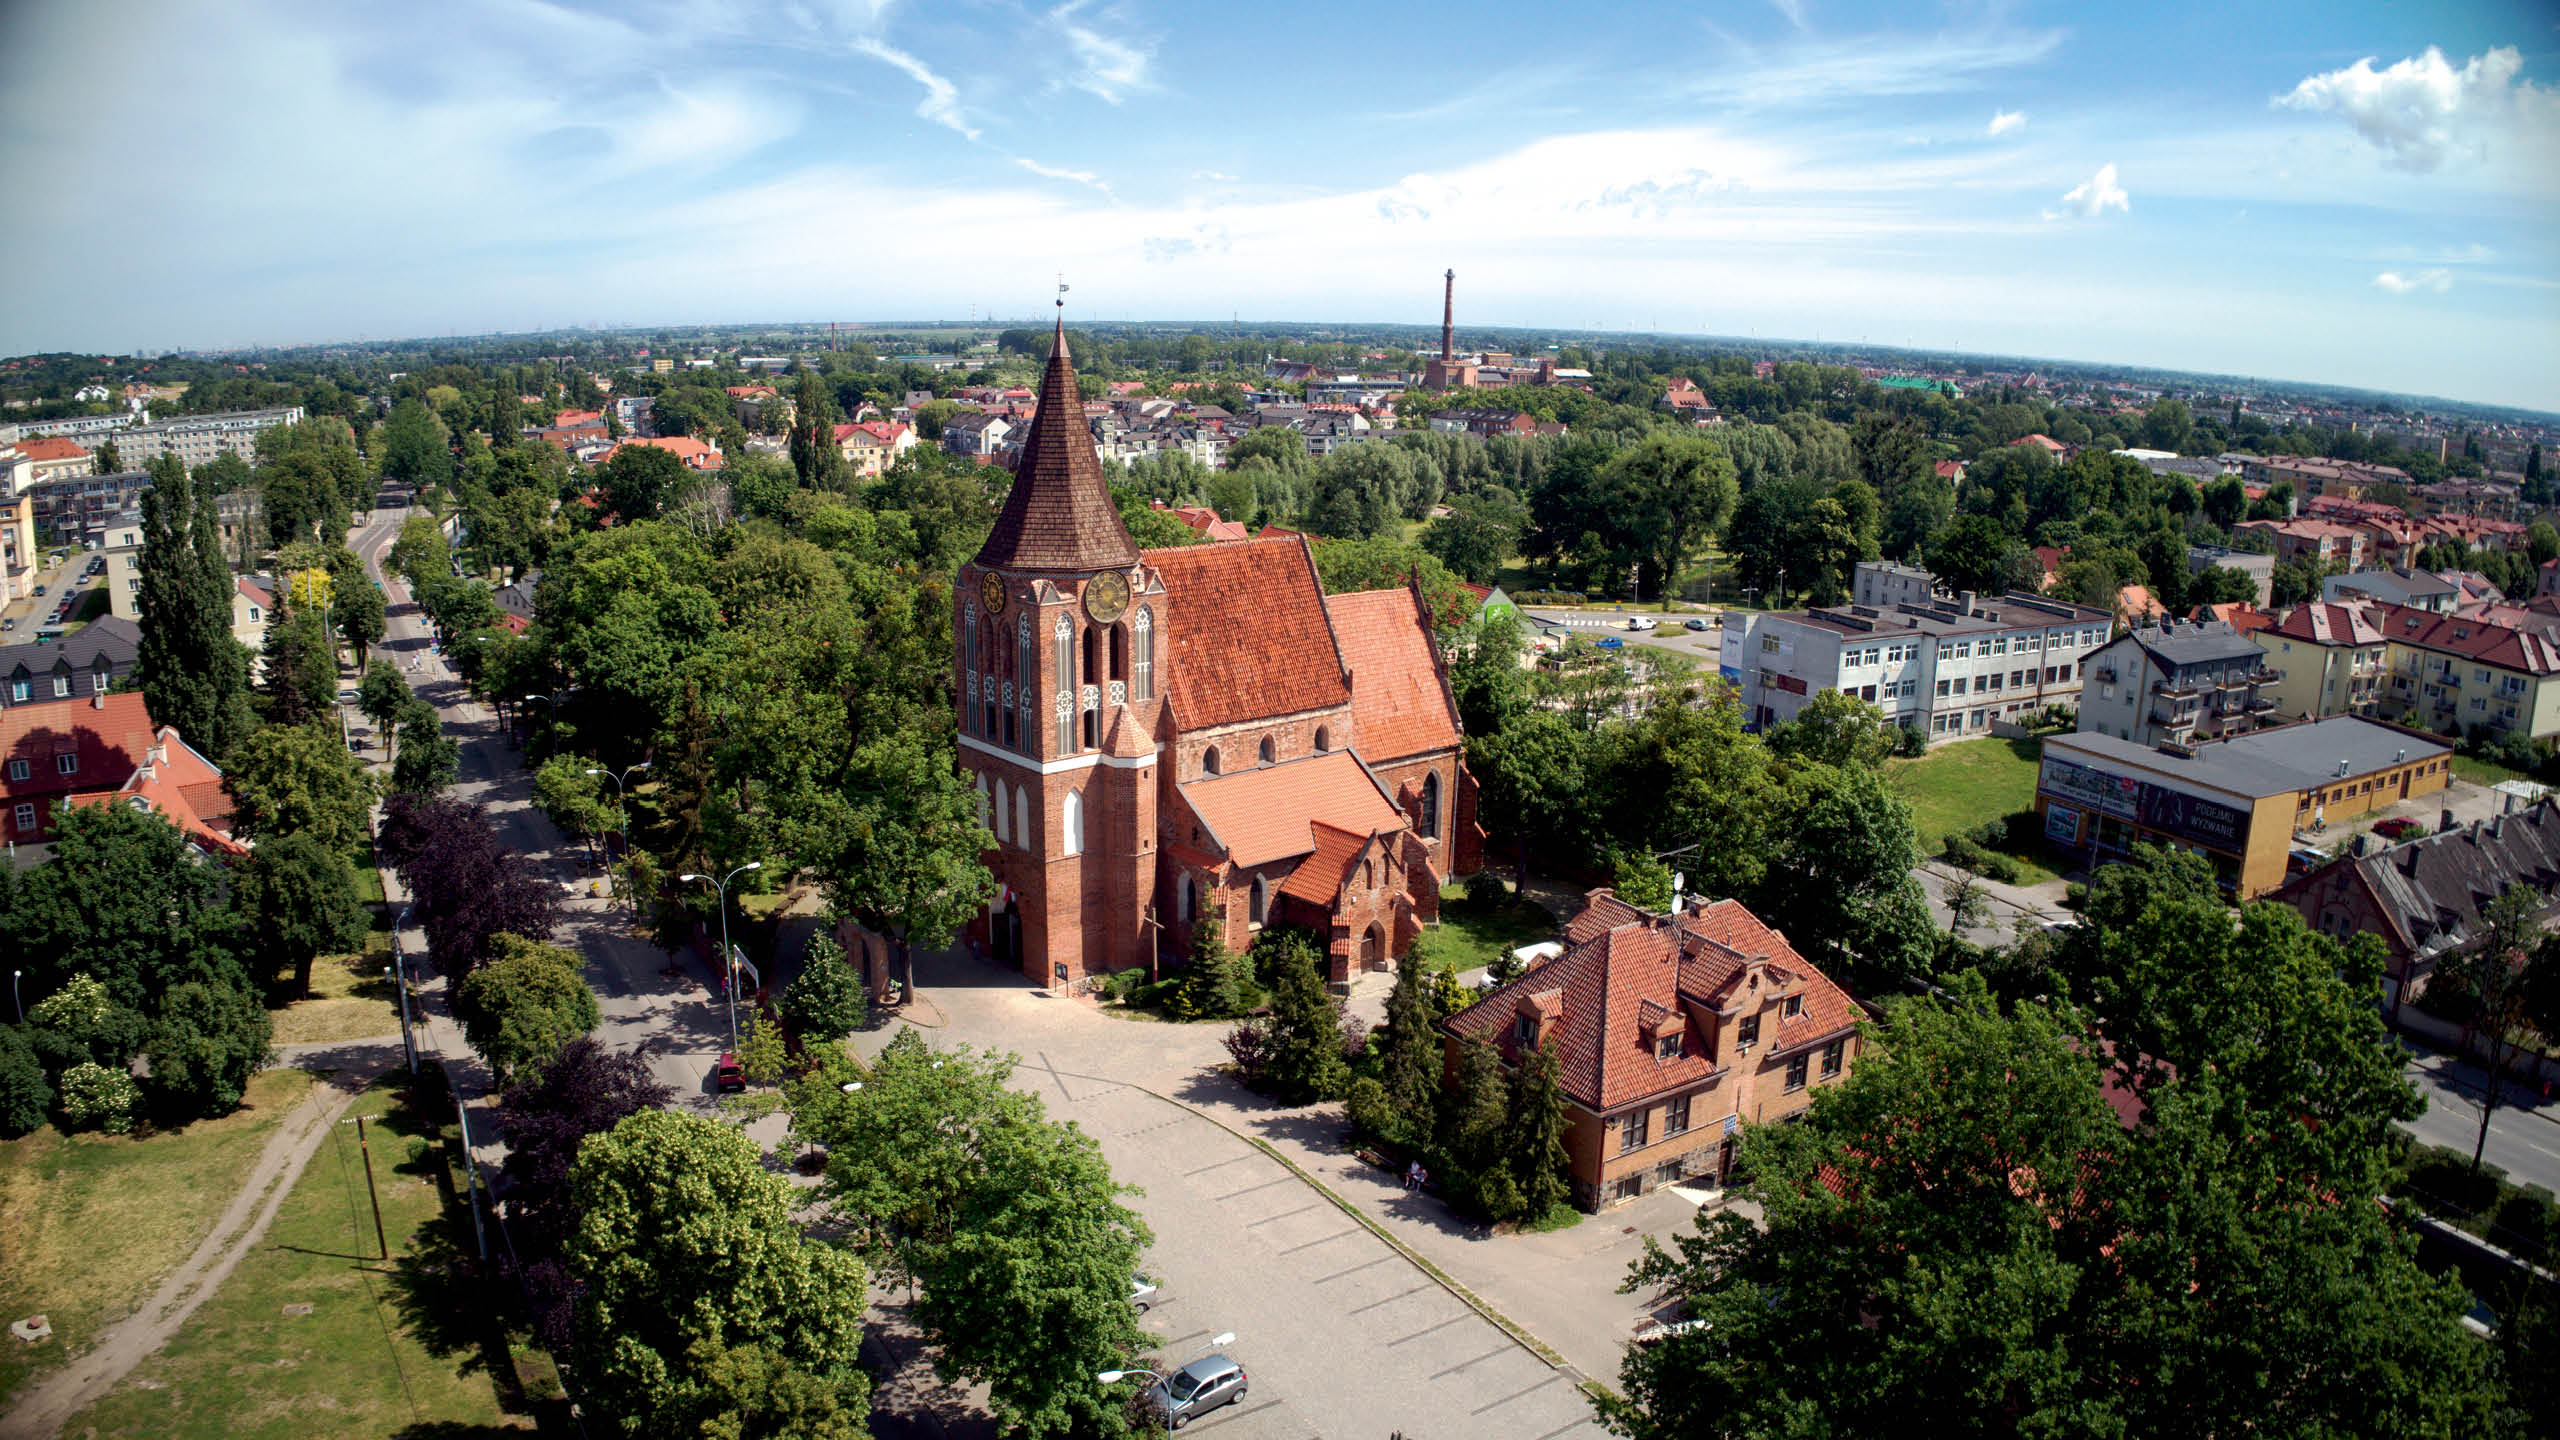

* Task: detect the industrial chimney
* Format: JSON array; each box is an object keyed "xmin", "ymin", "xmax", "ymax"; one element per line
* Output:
[{"xmin": 1440, "ymin": 268, "xmax": 1455, "ymax": 363}]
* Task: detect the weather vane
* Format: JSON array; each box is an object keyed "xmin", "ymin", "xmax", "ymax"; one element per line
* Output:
[{"xmin": 1057, "ymin": 274, "xmax": 1069, "ymax": 310}]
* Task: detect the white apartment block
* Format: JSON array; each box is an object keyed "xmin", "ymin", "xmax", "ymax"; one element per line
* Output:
[
  {"xmin": 1725, "ymin": 581, "xmax": 2113, "ymax": 744},
  {"xmin": 64, "ymin": 407, "xmax": 304, "ymax": 472}
]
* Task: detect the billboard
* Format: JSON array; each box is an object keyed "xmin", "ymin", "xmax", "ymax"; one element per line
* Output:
[
  {"xmin": 2136, "ymin": 785, "xmax": 2251, "ymax": 852},
  {"xmin": 2041, "ymin": 756, "xmax": 2139, "ymax": 818}
]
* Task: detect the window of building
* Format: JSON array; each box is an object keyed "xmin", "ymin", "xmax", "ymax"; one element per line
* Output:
[
  {"xmin": 1250, "ymin": 874, "xmax": 1270, "ymax": 925},
  {"xmin": 55, "ymin": 753, "xmax": 75, "ymax": 776},
  {"xmin": 1620, "ymin": 1108, "xmax": 1650, "ymax": 1153},
  {"xmin": 52, "ymin": 677, "xmax": 69, "ymax": 697},
  {"xmin": 1611, "ymin": 1174, "xmax": 1643, "ymax": 1202},
  {"xmin": 1053, "ymin": 615, "xmax": 1076, "ymax": 752},
  {"xmin": 1513, "ymin": 1012, "xmax": 1537, "ymax": 1047},
  {"xmin": 1133, "ymin": 607, "xmax": 1154, "ymax": 700},
  {"xmin": 1313, "ymin": 725, "xmax": 1330, "ymax": 752},
  {"xmin": 1420, "ymin": 772, "xmax": 1441, "ymax": 839},
  {"xmin": 993, "ymin": 779, "xmax": 1010, "ymax": 843},
  {"xmin": 1258, "ymin": 735, "xmax": 1276, "ymax": 765},
  {"xmin": 1654, "ymin": 1158, "xmax": 1688, "ymax": 1188},
  {"xmin": 1655, "ymin": 1031, "xmax": 1681, "ymax": 1060},
  {"xmin": 1014, "ymin": 787, "xmax": 1028, "ymax": 847},
  {"xmin": 1783, "ymin": 994, "xmax": 1802, "ymax": 1019},
  {"xmin": 1665, "ymin": 1095, "xmax": 1691, "ymax": 1135},
  {"xmin": 7, "ymin": 681, "xmax": 24, "ymax": 702},
  {"xmin": 1062, "ymin": 790, "xmax": 1083, "ymax": 856},
  {"xmin": 1736, "ymin": 1012, "xmax": 1760, "ymax": 1049},
  {"xmin": 12, "ymin": 804, "xmax": 32, "ymax": 833},
  {"xmin": 1202, "ymin": 746, "xmax": 1221, "ymax": 776},
  {"xmin": 4, "ymin": 759, "xmax": 25, "ymax": 781},
  {"xmin": 1785, "ymin": 1054, "xmax": 1810, "ymax": 1091},
  {"xmin": 1822, "ymin": 1039, "xmax": 1845, "ymax": 1077},
  {"xmin": 1936, "ymin": 678, "xmax": 1952, "ymax": 697}
]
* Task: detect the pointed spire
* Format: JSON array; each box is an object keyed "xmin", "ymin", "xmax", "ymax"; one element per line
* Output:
[{"xmin": 971, "ymin": 302, "xmax": 1137, "ymax": 573}]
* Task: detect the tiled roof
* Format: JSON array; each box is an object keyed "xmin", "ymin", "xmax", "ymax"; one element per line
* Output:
[
  {"xmin": 2194, "ymin": 602, "xmax": 2275, "ymax": 635},
  {"xmin": 0, "ymin": 615, "xmax": 141, "ymax": 683},
  {"xmin": 1447, "ymin": 891, "xmax": 1863, "ymax": 1112},
  {"xmin": 1326, "ymin": 586, "xmax": 1462, "ymax": 763},
  {"xmin": 1177, "ymin": 750, "xmax": 1402, "ymax": 868},
  {"xmin": 10, "ymin": 435, "xmax": 91, "ymax": 463},
  {"xmin": 71, "ymin": 728, "xmax": 242, "ymax": 856},
  {"xmin": 972, "ymin": 318, "xmax": 1138, "ymax": 573},
  {"xmin": 2, "ymin": 692, "xmax": 154, "ymax": 807},
  {"xmin": 1145, "ymin": 534, "xmax": 1350, "ymax": 728},
  {"xmin": 2366, "ymin": 601, "xmax": 2560, "ymax": 675},
  {"xmin": 2274, "ymin": 798, "xmax": 2560, "ymax": 965},
  {"xmin": 1279, "ymin": 820, "xmax": 1371, "ymax": 904},
  {"xmin": 2266, "ymin": 602, "xmax": 2380, "ymax": 646},
  {"xmin": 607, "ymin": 437, "xmax": 723, "ymax": 470}
]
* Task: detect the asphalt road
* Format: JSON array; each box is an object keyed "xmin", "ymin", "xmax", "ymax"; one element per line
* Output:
[
  {"xmin": 2397, "ymin": 1036, "xmax": 2560, "ymax": 1190},
  {"xmin": 1520, "ymin": 606, "xmax": 1723, "ymax": 664}
]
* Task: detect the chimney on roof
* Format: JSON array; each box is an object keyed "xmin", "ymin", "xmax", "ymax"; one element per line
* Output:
[
  {"xmin": 2442, "ymin": 808, "xmax": 2457, "ymax": 834},
  {"xmin": 91, "ymin": 692, "xmax": 103, "ymax": 710}
]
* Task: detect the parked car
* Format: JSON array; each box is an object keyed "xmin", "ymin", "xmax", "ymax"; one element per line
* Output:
[
  {"xmin": 1684, "ymin": 618, "xmax": 1710, "ymax": 631},
  {"xmin": 1146, "ymin": 1355, "xmax": 1247, "ymax": 1430},
  {"xmin": 2372, "ymin": 817, "xmax": 2422, "ymax": 840},
  {"xmin": 1625, "ymin": 616, "xmax": 1657, "ymax": 631},
  {"xmin": 0, "ymin": 618, "xmax": 12, "ymax": 631},
  {"xmin": 714, "ymin": 1054, "xmax": 746, "ymax": 1092},
  {"xmin": 1129, "ymin": 1275, "xmax": 1160, "ymax": 1313},
  {"xmin": 32, "ymin": 585, "xmax": 44, "ymax": 596}
]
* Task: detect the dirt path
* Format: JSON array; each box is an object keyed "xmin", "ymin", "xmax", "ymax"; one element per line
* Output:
[{"xmin": 2, "ymin": 1049, "xmax": 394, "ymax": 1438}]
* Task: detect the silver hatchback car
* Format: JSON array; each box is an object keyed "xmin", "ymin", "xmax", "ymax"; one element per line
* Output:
[{"xmin": 1146, "ymin": 1354, "xmax": 1247, "ymax": 1429}]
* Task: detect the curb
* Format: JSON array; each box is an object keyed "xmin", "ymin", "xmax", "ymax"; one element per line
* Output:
[{"xmin": 1078, "ymin": 1067, "xmax": 1603, "ymax": 1393}]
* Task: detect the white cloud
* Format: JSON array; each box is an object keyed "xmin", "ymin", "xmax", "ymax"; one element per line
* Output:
[
  {"xmin": 2278, "ymin": 45, "xmax": 2552, "ymax": 172},
  {"xmin": 854, "ymin": 37, "xmax": 978, "ymax": 139},
  {"xmin": 1053, "ymin": 2, "xmax": 1152, "ymax": 104},
  {"xmin": 2044, "ymin": 163, "xmax": 2128, "ymax": 220},
  {"xmin": 1014, "ymin": 156, "xmax": 1111, "ymax": 195},
  {"xmin": 2373, "ymin": 269, "xmax": 2451, "ymax": 294},
  {"xmin": 1693, "ymin": 28, "xmax": 2064, "ymax": 107},
  {"xmin": 1769, "ymin": 0, "xmax": 1809, "ymax": 31},
  {"xmin": 1987, "ymin": 109, "xmax": 2026, "ymax": 137}
]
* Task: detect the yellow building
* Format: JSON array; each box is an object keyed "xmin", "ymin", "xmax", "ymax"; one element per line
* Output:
[
  {"xmin": 2366, "ymin": 601, "xmax": 2560, "ymax": 739},
  {"xmin": 2254, "ymin": 602, "xmax": 2387, "ymax": 720},
  {"xmin": 2038, "ymin": 716, "xmax": 2452, "ymax": 896}
]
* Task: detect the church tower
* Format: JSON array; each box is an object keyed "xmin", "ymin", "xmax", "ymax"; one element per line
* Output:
[{"xmin": 956, "ymin": 309, "xmax": 1167, "ymax": 989}]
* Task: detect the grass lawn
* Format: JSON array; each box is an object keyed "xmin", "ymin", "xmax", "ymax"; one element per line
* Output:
[
  {"xmin": 2453, "ymin": 753, "xmax": 2534, "ymax": 788},
  {"xmin": 1422, "ymin": 884, "xmax": 1558, "ymax": 974},
  {"xmin": 0, "ymin": 1068, "xmax": 317, "ymax": 1407},
  {"xmin": 66, "ymin": 1076, "xmax": 544, "ymax": 1439},
  {"xmin": 269, "ymin": 928, "xmax": 402, "ymax": 1048},
  {"xmin": 1886, "ymin": 735, "xmax": 2068, "ymax": 887}
]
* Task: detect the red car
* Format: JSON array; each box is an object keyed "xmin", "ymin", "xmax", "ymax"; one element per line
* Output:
[
  {"xmin": 714, "ymin": 1054, "xmax": 746, "ymax": 1092},
  {"xmin": 2372, "ymin": 817, "xmax": 2422, "ymax": 841}
]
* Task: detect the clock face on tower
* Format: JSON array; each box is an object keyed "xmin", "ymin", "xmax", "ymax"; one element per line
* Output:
[
  {"xmin": 1083, "ymin": 569, "xmax": 1131, "ymax": 625},
  {"xmin": 979, "ymin": 572, "xmax": 1008, "ymax": 615}
]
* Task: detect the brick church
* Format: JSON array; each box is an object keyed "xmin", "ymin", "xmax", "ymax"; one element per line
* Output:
[{"xmin": 955, "ymin": 313, "xmax": 1484, "ymax": 990}]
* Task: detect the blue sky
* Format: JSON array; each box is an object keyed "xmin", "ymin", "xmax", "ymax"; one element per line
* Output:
[{"xmin": 2, "ymin": 1, "xmax": 2554, "ymax": 410}]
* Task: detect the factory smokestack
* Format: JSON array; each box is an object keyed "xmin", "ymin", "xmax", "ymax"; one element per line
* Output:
[{"xmin": 1441, "ymin": 268, "xmax": 1454, "ymax": 363}]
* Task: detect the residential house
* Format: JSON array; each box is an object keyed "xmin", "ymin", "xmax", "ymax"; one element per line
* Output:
[
  {"xmin": 7, "ymin": 434, "xmax": 97, "ymax": 485},
  {"xmin": 2326, "ymin": 566, "xmax": 2460, "ymax": 613},
  {"xmin": 232, "ymin": 577, "xmax": 273, "ymax": 658},
  {"xmin": 0, "ymin": 616, "xmax": 140, "ymax": 708},
  {"xmin": 1440, "ymin": 889, "xmax": 1865, "ymax": 1208},
  {"xmin": 2186, "ymin": 545, "xmax": 2274, "ymax": 607},
  {"xmin": 1659, "ymin": 378, "xmax": 1714, "ymax": 415},
  {"xmin": 2271, "ymin": 795, "xmax": 2560, "ymax": 1017},
  {"xmin": 2368, "ymin": 602, "xmax": 2560, "ymax": 738},
  {"xmin": 603, "ymin": 436, "xmax": 723, "ymax": 472},
  {"xmin": 1849, "ymin": 560, "xmax": 1938, "ymax": 610},
  {"xmin": 940, "ymin": 411, "xmax": 1012, "ymax": 459},
  {"xmin": 2252, "ymin": 602, "xmax": 2386, "ymax": 720},
  {"xmin": 832, "ymin": 420, "xmax": 915, "ymax": 478},
  {"xmin": 1, "ymin": 690, "xmax": 237, "ymax": 854},
  {"xmin": 2236, "ymin": 518, "xmax": 2369, "ymax": 571},
  {"xmin": 1428, "ymin": 408, "xmax": 1540, "ymax": 439},
  {"xmin": 102, "ymin": 511, "xmax": 143, "ymax": 622},
  {"xmin": 2075, "ymin": 618, "xmax": 2278, "ymax": 746},
  {"xmin": 2014, "ymin": 433, "xmax": 2070, "ymax": 459}
]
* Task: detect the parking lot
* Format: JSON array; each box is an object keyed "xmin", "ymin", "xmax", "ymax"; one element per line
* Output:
[{"xmin": 1, "ymin": 546, "xmax": 105, "ymax": 636}]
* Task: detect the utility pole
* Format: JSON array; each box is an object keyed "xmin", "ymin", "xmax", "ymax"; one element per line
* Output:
[
  {"xmin": 455, "ymin": 1094, "xmax": 489, "ymax": 1262},
  {"xmin": 349, "ymin": 1115, "xmax": 389, "ymax": 1260}
]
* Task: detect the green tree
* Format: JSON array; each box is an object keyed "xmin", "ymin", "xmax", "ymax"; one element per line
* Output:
[
  {"xmin": 1503, "ymin": 1039, "xmax": 1571, "ymax": 1219},
  {"xmin": 1762, "ymin": 687, "xmax": 1899, "ymax": 771},
  {"xmin": 532, "ymin": 754, "xmax": 618, "ymax": 862},
  {"xmin": 379, "ymin": 397, "xmax": 452, "ymax": 494},
  {"xmin": 59, "ymin": 1061, "xmax": 139, "ymax": 1134},
  {"xmin": 1172, "ymin": 912, "xmax": 1245, "ymax": 1021},
  {"xmin": 358, "ymin": 657, "xmax": 409, "ymax": 737},
  {"xmin": 0, "ymin": 1028, "xmax": 49, "ymax": 1138},
  {"xmin": 25, "ymin": 971, "xmax": 149, "ymax": 1073},
  {"xmin": 808, "ymin": 1031, "xmax": 1042, "ymax": 1281},
  {"xmin": 236, "ymin": 832, "xmax": 368, "ymax": 998},
  {"xmin": 567, "ymin": 1108, "xmax": 871, "ymax": 1436},
  {"xmin": 1257, "ymin": 936, "xmax": 1348, "ymax": 1104},
  {"xmin": 1605, "ymin": 430, "xmax": 1738, "ymax": 606},
  {"xmin": 393, "ymin": 700, "xmax": 459, "ymax": 795},
  {"xmin": 143, "ymin": 979, "xmax": 273, "ymax": 1120},
  {"xmin": 2434, "ymin": 887, "xmax": 2557, "ymax": 1175},
  {"xmin": 797, "ymin": 731, "xmax": 996, "ymax": 1003},
  {"xmin": 9, "ymin": 802, "xmax": 246, "ymax": 1014},
  {"xmin": 224, "ymin": 719, "xmax": 373, "ymax": 852},
  {"xmin": 598, "ymin": 443, "xmax": 686, "ymax": 522},
  {"xmin": 787, "ymin": 370, "xmax": 847, "ymax": 488},
  {"xmin": 334, "ymin": 577, "xmax": 387, "ymax": 668},
  {"xmin": 1753, "ymin": 762, "xmax": 1933, "ymax": 985},
  {"xmin": 735, "ymin": 1012, "xmax": 789, "ymax": 1088},
  {"xmin": 779, "ymin": 931, "xmax": 868, "ymax": 1045},
  {"xmin": 1378, "ymin": 946, "xmax": 1442, "ymax": 1139},
  {"xmin": 134, "ymin": 454, "xmax": 251, "ymax": 759},
  {"xmin": 1613, "ymin": 850, "xmax": 1676, "ymax": 910},
  {"xmin": 455, "ymin": 934, "xmax": 600, "ymax": 1086},
  {"xmin": 1435, "ymin": 1037, "xmax": 1520, "ymax": 1220}
]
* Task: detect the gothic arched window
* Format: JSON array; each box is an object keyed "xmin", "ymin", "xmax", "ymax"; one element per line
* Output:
[
  {"xmin": 993, "ymin": 778, "xmax": 1010, "ymax": 844},
  {"xmin": 1313, "ymin": 725, "xmax": 1330, "ymax": 752},
  {"xmin": 1015, "ymin": 614, "xmax": 1034, "ymax": 751},
  {"xmin": 1133, "ymin": 608, "xmax": 1154, "ymax": 700},
  {"xmin": 1420, "ymin": 772, "xmax": 1442, "ymax": 840},
  {"xmin": 1202, "ymin": 746, "xmax": 1221, "ymax": 777},
  {"xmin": 1015, "ymin": 786, "xmax": 1030, "ymax": 849},
  {"xmin": 1249, "ymin": 874, "xmax": 1269, "ymax": 925},
  {"xmin": 1063, "ymin": 790, "xmax": 1084, "ymax": 856},
  {"xmin": 1054, "ymin": 614, "xmax": 1077, "ymax": 753},
  {"xmin": 1179, "ymin": 872, "xmax": 1196, "ymax": 921},
  {"xmin": 1258, "ymin": 736, "xmax": 1276, "ymax": 765}
]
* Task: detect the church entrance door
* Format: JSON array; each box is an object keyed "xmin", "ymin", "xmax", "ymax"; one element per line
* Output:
[
  {"xmin": 995, "ymin": 901, "xmax": 1022, "ymax": 972},
  {"xmin": 1361, "ymin": 923, "xmax": 1386, "ymax": 972}
]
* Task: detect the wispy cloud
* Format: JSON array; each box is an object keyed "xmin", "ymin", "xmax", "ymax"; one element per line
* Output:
[
  {"xmin": 1014, "ymin": 156, "xmax": 1111, "ymax": 195},
  {"xmin": 1053, "ymin": 2, "xmax": 1152, "ymax": 104},
  {"xmin": 1692, "ymin": 27, "xmax": 2065, "ymax": 107},
  {"xmin": 1768, "ymin": 0, "xmax": 1809, "ymax": 31},
  {"xmin": 2373, "ymin": 269, "xmax": 2451, "ymax": 294},
  {"xmin": 2044, "ymin": 163, "xmax": 2128, "ymax": 220},
  {"xmin": 854, "ymin": 36, "xmax": 978, "ymax": 139},
  {"xmin": 1987, "ymin": 109, "xmax": 2026, "ymax": 137},
  {"xmin": 2278, "ymin": 45, "xmax": 2552, "ymax": 173}
]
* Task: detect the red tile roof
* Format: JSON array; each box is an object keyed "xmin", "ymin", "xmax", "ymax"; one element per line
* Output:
[
  {"xmin": 973, "ymin": 318, "xmax": 1137, "ymax": 573},
  {"xmin": 1178, "ymin": 750, "xmax": 1402, "ymax": 868},
  {"xmin": 2266, "ymin": 602, "xmax": 2379, "ymax": 646},
  {"xmin": 1279, "ymin": 820, "xmax": 1376, "ymax": 904},
  {"xmin": 10, "ymin": 435, "xmax": 91, "ymax": 463},
  {"xmin": 1449, "ymin": 891, "xmax": 1863, "ymax": 1112},
  {"xmin": 2193, "ymin": 602, "xmax": 2276, "ymax": 636},
  {"xmin": 2369, "ymin": 601, "xmax": 2560, "ymax": 674},
  {"xmin": 606, "ymin": 436, "xmax": 723, "ymax": 470},
  {"xmin": 1144, "ymin": 534, "xmax": 1350, "ymax": 728},
  {"xmin": 72, "ymin": 728, "xmax": 242, "ymax": 856},
  {"xmin": 1326, "ymin": 586, "xmax": 1462, "ymax": 763},
  {"xmin": 3, "ymin": 692, "xmax": 155, "ymax": 812}
]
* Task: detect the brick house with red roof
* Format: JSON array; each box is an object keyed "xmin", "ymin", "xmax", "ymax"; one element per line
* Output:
[
  {"xmin": 1442, "ymin": 889, "xmax": 1866, "ymax": 1207},
  {"xmin": 3, "ymin": 691, "xmax": 238, "ymax": 855},
  {"xmin": 955, "ymin": 313, "xmax": 1483, "ymax": 991}
]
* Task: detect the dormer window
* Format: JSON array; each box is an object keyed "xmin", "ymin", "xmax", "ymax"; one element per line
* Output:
[
  {"xmin": 1514, "ymin": 1013, "xmax": 1538, "ymax": 1048},
  {"xmin": 1782, "ymin": 995, "xmax": 1803, "ymax": 1020},
  {"xmin": 1656, "ymin": 1032, "xmax": 1682, "ymax": 1061}
]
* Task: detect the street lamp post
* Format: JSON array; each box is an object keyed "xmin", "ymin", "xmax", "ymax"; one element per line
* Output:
[
  {"xmin": 389, "ymin": 905, "xmax": 416, "ymax": 1075},
  {"xmin": 681, "ymin": 862, "xmax": 763, "ymax": 1051},
  {"xmin": 1097, "ymin": 1331, "xmax": 1237, "ymax": 1390},
  {"xmin": 10, "ymin": 969, "xmax": 20, "ymax": 1025},
  {"xmin": 584, "ymin": 762, "xmax": 651, "ymax": 896}
]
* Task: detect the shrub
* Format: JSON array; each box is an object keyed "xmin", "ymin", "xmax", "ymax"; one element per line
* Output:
[
  {"xmin": 1346, "ymin": 1075, "xmax": 1397, "ymax": 1142},
  {"xmin": 1942, "ymin": 835, "xmax": 1984, "ymax": 870},
  {"xmin": 59, "ymin": 1061, "xmax": 138, "ymax": 1134},
  {"xmin": 779, "ymin": 932, "xmax": 868, "ymax": 1043},
  {"xmin": 1463, "ymin": 868, "xmax": 1510, "ymax": 909},
  {"xmin": 1892, "ymin": 724, "xmax": 1928, "ymax": 758},
  {"xmin": 2063, "ymin": 882, "xmax": 2088, "ymax": 911},
  {"xmin": 2491, "ymin": 1188, "xmax": 2558, "ymax": 1259},
  {"xmin": 0, "ymin": 1029, "xmax": 52, "ymax": 1138},
  {"xmin": 1979, "ymin": 853, "xmax": 2025, "ymax": 885},
  {"xmin": 1221, "ymin": 1020, "xmax": 1270, "ymax": 1088}
]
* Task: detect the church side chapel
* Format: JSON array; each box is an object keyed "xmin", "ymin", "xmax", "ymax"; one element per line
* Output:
[{"xmin": 954, "ymin": 309, "xmax": 1484, "ymax": 992}]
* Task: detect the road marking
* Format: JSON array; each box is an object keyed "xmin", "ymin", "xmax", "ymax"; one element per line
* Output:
[
  {"xmin": 1312, "ymin": 1254, "xmax": 1396, "ymax": 1284},
  {"xmin": 1387, "ymin": 1313, "xmax": 1471, "ymax": 1345},
  {"xmin": 1528, "ymin": 1412, "xmax": 1606, "ymax": 1439},
  {"xmin": 1244, "ymin": 1202, "xmax": 1321, "ymax": 1229},
  {"xmin": 1348, "ymin": 1283, "xmax": 1431, "ymax": 1314},
  {"xmin": 1276, "ymin": 1228, "xmax": 1359, "ymax": 1255},
  {"xmin": 1428, "ymin": 1346, "xmax": 1513, "ymax": 1380},
  {"xmin": 1186, "ymin": 1154, "xmax": 1260, "ymax": 1177},
  {"xmin": 1474, "ymin": 1373, "xmax": 1566, "ymax": 1414},
  {"xmin": 1182, "ymin": 1397, "xmax": 1285, "ymax": 1433},
  {"xmin": 1213, "ymin": 1174, "xmax": 1295, "ymax": 1202}
]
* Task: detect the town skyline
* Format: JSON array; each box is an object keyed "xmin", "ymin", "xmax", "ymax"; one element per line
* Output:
[{"xmin": 2, "ymin": 2, "xmax": 2554, "ymax": 409}]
